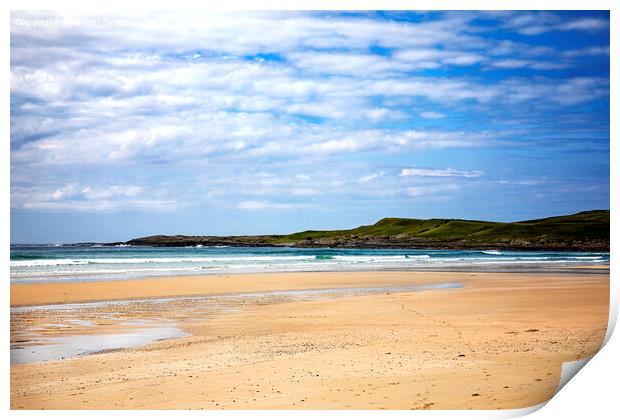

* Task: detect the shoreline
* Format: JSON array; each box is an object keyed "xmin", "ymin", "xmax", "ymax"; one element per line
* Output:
[
  {"xmin": 10, "ymin": 263, "xmax": 610, "ymax": 282},
  {"xmin": 10, "ymin": 268, "xmax": 609, "ymax": 307},
  {"xmin": 10, "ymin": 271, "xmax": 472, "ymax": 307}
]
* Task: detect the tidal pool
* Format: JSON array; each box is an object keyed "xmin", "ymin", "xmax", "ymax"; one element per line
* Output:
[{"xmin": 11, "ymin": 325, "xmax": 188, "ymax": 365}]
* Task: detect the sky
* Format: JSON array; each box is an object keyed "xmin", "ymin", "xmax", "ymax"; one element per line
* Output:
[{"xmin": 10, "ymin": 10, "xmax": 610, "ymax": 243}]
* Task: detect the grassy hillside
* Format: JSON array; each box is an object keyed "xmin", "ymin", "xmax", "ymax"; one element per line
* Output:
[
  {"xmin": 125, "ymin": 210, "xmax": 609, "ymax": 251},
  {"xmin": 270, "ymin": 210, "xmax": 609, "ymax": 248}
]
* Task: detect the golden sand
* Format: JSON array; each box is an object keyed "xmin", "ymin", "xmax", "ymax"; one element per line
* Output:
[{"xmin": 10, "ymin": 271, "xmax": 609, "ymax": 409}]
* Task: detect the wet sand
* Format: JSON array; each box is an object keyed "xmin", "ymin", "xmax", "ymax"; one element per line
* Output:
[
  {"xmin": 12, "ymin": 271, "xmax": 477, "ymax": 307},
  {"xmin": 10, "ymin": 271, "xmax": 609, "ymax": 409}
]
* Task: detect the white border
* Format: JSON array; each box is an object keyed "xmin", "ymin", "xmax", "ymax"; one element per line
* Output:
[{"xmin": 3, "ymin": 1, "xmax": 616, "ymax": 419}]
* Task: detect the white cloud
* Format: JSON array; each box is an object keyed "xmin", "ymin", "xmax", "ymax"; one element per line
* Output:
[
  {"xmin": 563, "ymin": 46, "xmax": 609, "ymax": 57},
  {"xmin": 490, "ymin": 59, "xmax": 531, "ymax": 69},
  {"xmin": 50, "ymin": 184, "xmax": 79, "ymax": 200},
  {"xmin": 11, "ymin": 183, "xmax": 177, "ymax": 211},
  {"xmin": 358, "ymin": 171, "xmax": 385, "ymax": 183},
  {"xmin": 503, "ymin": 13, "xmax": 608, "ymax": 36},
  {"xmin": 557, "ymin": 18, "xmax": 609, "ymax": 32},
  {"xmin": 287, "ymin": 52, "xmax": 413, "ymax": 75},
  {"xmin": 406, "ymin": 184, "xmax": 459, "ymax": 197},
  {"xmin": 393, "ymin": 48, "xmax": 484, "ymax": 68},
  {"xmin": 9, "ymin": 11, "xmax": 609, "ymax": 215},
  {"xmin": 20, "ymin": 199, "xmax": 177, "ymax": 211},
  {"xmin": 499, "ymin": 179, "xmax": 547, "ymax": 186},
  {"xmin": 401, "ymin": 167, "xmax": 484, "ymax": 178},
  {"xmin": 488, "ymin": 58, "xmax": 569, "ymax": 70},
  {"xmin": 420, "ymin": 111, "xmax": 446, "ymax": 119},
  {"xmin": 237, "ymin": 200, "xmax": 303, "ymax": 210}
]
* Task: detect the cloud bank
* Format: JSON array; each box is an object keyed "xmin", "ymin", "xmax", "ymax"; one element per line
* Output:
[{"xmin": 10, "ymin": 11, "xmax": 609, "ymax": 240}]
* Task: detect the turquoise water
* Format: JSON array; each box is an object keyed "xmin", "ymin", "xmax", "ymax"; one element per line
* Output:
[{"xmin": 10, "ymin": 245, "xmax": 609, "ymax": 284}]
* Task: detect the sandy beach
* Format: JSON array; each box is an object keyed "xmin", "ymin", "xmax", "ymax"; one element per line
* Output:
[
  {"xmin": 10, "ymin": 270, "xmax": 609, "ymax": 409},
  {"xmin": 9, "ymin": 6, "xmax": 611, "ymax": 413}
]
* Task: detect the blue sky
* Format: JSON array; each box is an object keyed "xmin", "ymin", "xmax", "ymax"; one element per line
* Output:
[{"xmin": 10, "ymin": 11, "xmax": 609, "ymax": 243}]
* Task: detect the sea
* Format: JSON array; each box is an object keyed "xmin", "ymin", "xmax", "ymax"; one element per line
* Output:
[{"xmin": 10, "ymin": 244, "xmax": 610, "ymax": 284}]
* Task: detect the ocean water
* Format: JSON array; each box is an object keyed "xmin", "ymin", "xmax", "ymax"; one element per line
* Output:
[{"xmin": 10, "ymin": 245, "xmax": 609, "ymax": 284}]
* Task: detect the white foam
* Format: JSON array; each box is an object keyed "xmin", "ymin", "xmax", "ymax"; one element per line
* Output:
[
  {"xmin": 10, "ymin": 250, "xmax": 609, "ymax": 283},
  {"xmin": 481, "ymin": 250, "xmax": 502, "ymax": 255},
  {"xmin": 11, "ymin": 259, "xmax": 90, "ymax": 267},
  {"xmin": 10, "ymin": 254, "xmax": 437, "ymax": 268},
  {"xmin": 11, "ymin": 255, "xmax": 317, "ymax": 267}
]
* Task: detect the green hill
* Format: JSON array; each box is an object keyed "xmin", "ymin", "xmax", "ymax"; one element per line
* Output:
[
  {"xmin": 124, "ymin": 210, "xmax": 609, "ymax": 251},
  {"xmin": 269, "ymin": 210, "xmax": 609, "ymax": 249}
]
